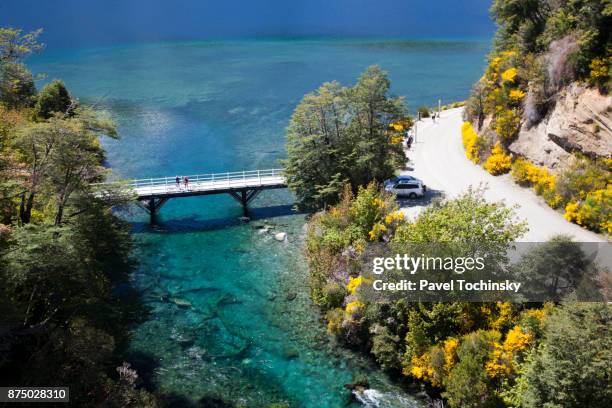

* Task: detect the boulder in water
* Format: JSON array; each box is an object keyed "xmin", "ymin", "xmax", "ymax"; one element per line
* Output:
[
  {"xmin": 274, "ymin": 232, "xmax": 287, "ymax": 241},
  {"xmin": 282, "ymin": 346, "xmax": 299, "ymax": 360},
  {"xmin": 171, "ymin": 297, "xmax": 192, "ymax": 309}
]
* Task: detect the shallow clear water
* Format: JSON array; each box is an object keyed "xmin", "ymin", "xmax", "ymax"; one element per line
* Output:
[{"xmin": 30, "ymin": 39, "xmax": 489, "ymax": 407}]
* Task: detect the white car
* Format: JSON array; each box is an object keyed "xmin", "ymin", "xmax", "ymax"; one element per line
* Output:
[{"xmin": 384, "ymin": 176, "xmax": 426, "ymax": 198}]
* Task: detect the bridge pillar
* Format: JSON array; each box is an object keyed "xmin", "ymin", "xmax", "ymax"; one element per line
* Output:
[
  {"xmin": 149, "ymin": 197, "xmax": 157, "ymax": 224},
  {"xmin": 228, "ymin": 188, "xmax": 263, "ymax": 218},
  {"xmin": 240, "ymin": 191, "xmax": 249, "ymax": 217}
]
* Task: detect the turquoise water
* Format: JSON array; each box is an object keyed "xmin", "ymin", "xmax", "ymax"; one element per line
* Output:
[{"xmin": 30, "ymin": 39, "xmax": 489, "ymax": 407}]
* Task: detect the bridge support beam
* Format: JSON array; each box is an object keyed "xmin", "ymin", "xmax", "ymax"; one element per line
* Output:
[
  {"xmin": 228, "ymin": 188, "xmax": 262, "ymax": 217},
  {"xmin": 137, "ymin": 197, "xmax": 169, "ymax": 224}
]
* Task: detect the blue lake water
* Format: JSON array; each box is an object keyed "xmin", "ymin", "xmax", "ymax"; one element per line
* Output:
[{"xmin": 30, "ymin": 39, "xmax": 489, "ymax": 407}]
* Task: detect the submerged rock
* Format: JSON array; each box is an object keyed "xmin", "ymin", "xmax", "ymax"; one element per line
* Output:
[
  {"xmin": 282, "ymin": 346, "xmax": 300, "ymax": 360},
  {"xmin": 170, "ymin": 297, "xmax": 192, "ymax": 309},
  {"xmin": 285, "ymin": 292, "xmax": 297, "ymax": 301}
]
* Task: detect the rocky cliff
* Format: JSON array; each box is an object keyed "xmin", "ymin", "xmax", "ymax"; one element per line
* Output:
[{"xmin": 509, "ymin": 83, "xmax": 611, "ymax": 170}]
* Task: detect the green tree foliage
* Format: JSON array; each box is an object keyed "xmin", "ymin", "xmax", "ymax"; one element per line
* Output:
[
  {"xmin": 0, "ymin": 27, "xmax": 44, "ymax": 63},
  {"xmin": 0, "ymin": 26, "xmax": 155, "ymax": 405},
  {"xmin": 14, "ymin": 107, "xmax": 116, "ymax": 224},
  {"xmin": 0, "ymin": 62, "xmax": 36, "ymax": 109},
  {"xmin": 510, "ymin": 235, "xmax": 601, "ymax": 300},
  {"xmin": 0, "ymin": 28, "xmax": 43, "ymax": 109},
  {"xmin": 519, "ymin": 302, "xmax": 611, "ymax": 408},
  {"xmin": 305, "ymin": 185, "xmax": 529, "ymax": 373},
  {"xmin": 284, "ymin": 66, "xmax": 408, "ymax": 209},
  {"xmin": 443, "ymin": 331, "xmax": 502, "ymax": 408},
  {"xmin": 34, "ymin": 80, "xmax": 72, "ymax": 119}
]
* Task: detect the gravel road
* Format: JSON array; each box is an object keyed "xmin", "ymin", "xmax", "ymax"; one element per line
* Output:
[{"xmin": 399, "ymin": 108, "xmax": 607, "ymax": 243}]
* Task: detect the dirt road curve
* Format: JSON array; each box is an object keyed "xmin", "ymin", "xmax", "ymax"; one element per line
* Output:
[{"xmin": 400, "ymin": 107, "xmax": 606, "ymax": 243}]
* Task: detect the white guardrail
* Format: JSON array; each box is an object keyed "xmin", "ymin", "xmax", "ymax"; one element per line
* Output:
[{"xmin": 94, "ymin": 169, "xmax": 286, "ymax": 196}]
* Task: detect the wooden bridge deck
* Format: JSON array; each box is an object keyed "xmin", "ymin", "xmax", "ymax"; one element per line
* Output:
[
  {"xmin": 94, "ymin": 169, "xmax": 287, "ymax": 221},
  {"xmin": 129, "ymin": 169, "xmax": 285, "ymax": 199}
]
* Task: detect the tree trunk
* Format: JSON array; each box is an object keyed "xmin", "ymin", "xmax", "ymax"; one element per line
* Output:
[
  {"xmin": 18, "ymin": 192, "xmax": 26, "ymax": 225},
  {"xmin": 21, "ymin": 192, "xmax": 35, "ymax": 224},
  {"xmin": 54, "ymin": 196, "xmax": 65, "ymax": 226}
]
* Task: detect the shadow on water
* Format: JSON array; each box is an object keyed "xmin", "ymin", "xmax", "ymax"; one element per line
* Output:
[{"xmin": 129, "ymin": 204, "xmax": 310, "ymax": 234}]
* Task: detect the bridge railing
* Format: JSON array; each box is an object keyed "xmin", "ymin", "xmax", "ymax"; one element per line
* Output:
[{"xmin": 93, "ymin": 168, "xmax": 285, "ymax": 196}]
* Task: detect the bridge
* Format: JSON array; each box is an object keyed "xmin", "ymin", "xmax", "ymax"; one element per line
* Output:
[{"xmin": 94, "ymin": 169, "xmax": 287, "ymax": 222}]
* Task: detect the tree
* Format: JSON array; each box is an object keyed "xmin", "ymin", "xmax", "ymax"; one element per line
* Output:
[
  {"xmin": 465, "ymin": 80, "xmax": 487, "ymax": 130},
  {"xmin": 443, "ymin": 331, "xmax": 502, "ymax": 408},
  {"xmin": 510, "ymin": 235, "xmax": 602, "ymax": 301},
  {"xmin": 0, "ymin": 62, "xmax": 36, "ymax": 108},
  {"xmin": 34, "ymin": 80, "xmax": 73, "ymax": 119},
  {"xmin": 15, "ymin": 120, "xmax": 59, "ymax": 224},
  {"xmin": 520, "ymin": 302, "xmax": 611, "ymax": 408},
  {"xmin": 14, "ymin": 107, "xmax": 116, "ymax": 224},
  {"xmin": 0, "ymin": 28, "xmax": 43, "ymax": 108},
  {"xmin": 284, "ymin": 66, "xmax": 408, "ymax": 209},
  {"xmin": 0, "ymin": 27, "xmax": 44, "ymax": 64},
  {"xmin": 393, "ymin": 186, "xmax": 528, "ymax": 245}
]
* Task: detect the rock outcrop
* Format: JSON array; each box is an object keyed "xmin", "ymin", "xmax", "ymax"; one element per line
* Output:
[{"xmin": 509, "ymin": 83, "xmax": 611, "ymax": 169}]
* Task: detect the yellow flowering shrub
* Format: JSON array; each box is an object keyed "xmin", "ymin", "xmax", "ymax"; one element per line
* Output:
[
  {"xmin": 485, "ymin": 325, "xmax": 532, "ymax": 379},
  {"xmin": 490, "ymin": 302, "xmax": 514, "ymax": 331},
  {"xmin": 325, "ymin": 308, "xmax": 345, "ymax": 334},
  {"xmin": 443, "ymin": 337, "xmax": 459, "ymax": 372},
  {"xmin": 368, "ymin": 222, "xmax": 387, "ymax": 240},
  {"xmin": 503, "ymin": 325, "xmax": 532, "ymax": 353},
  {"xmin": 461, "ymin": 121, "xmax": 484, "ymax": 163},
  {"xmin": 486, "ymin": 342, "xmax": 513, "ymax": 378},
  {"xmin": 384, "ymin": 210, "xmax": 404, "ymax": 225},
  {"xmin": 509, "ymin": 88, "xmax": 526, "ymax": 101},
  {"xmin": 391, "ymin": 122, "xmax": 405, "ymax": 131},
  {"xmin": 390, "ymin": 135, "xmax": 403, "ymax": 144},
  {"xmin": 345, "ymin": 300, "xmax": 365, "ymax": 315},
  {"xmin": 564, "ymin": 188, "xmax": 612, "ymax": 233},
  {"xmin": 511, "ymin": 158, "xmax": 560, "ymax": 206},
  {"xmin": 372, "ymin": 197, "xmax": 386, "ymax": 210},
  {"xmin": 484, "ymin": 142, "xmax": 512, "ymax": 175},
  {"xmin": 495, "ymin": 109, "xmax": 521, "ymax": 141},
  {"xmin": 347, "ymin": 275, "xmax": 371, "ymax": 295},
  {"xmin": 501, "ymin": 67, "xmax": 518, "ymax": 82},
  {"xmin": 589, "ymin": 57, "xmax": 609, "ymax": 81},
  {"xmin": 408, "ymin": 349, "xmax": 444, "ymax": 388}
]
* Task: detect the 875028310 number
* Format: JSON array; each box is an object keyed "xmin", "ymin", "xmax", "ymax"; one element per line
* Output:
[{"xmin": 0, "ymin": 387, "xmax": 69, "ymax": 402}]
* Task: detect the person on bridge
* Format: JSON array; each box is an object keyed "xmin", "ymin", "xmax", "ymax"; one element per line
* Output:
[
  {"xmin": 175, "ymin": 176, "xmax": 180, "ymax": 189},
  {"xmin": 183, "ymin": 176, "xmax": 189, "ymax": 190}
]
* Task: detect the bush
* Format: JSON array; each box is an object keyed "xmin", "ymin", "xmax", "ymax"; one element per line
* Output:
[
  {"xmin": 564, "ymin": 188, "xmax": 612, "ymax": 233},
  {"xmin": 588, "ymin": 56, "xmax": 610, "ymax": 90},
  {"xmin": 418, "ymin": 105, "xmax": 430, "ymax": 118},
  {"xmin": 484, "ymin": 142, "xmax": 512, "ymax": 175},
  {"xmin": 556, "ymin": 155, "xmax": 610, "ymax": 203},
  {"xmin": 511, "ymin": 158, "xmax": 560, "ymax": 206},
  {"xmin": 461, "ymin": 122, "xmax": 485, "ymax": 163},
  {"xmin": 321, "ymin": 282, "xmax": 347, "ymax": 309},
  {"xmin": 494, "ymin": 108, "xmax": 521, "ymax": 141},
  {"xmin": 35, "ymin": 80, "xmax": 72, "ymax": 119}
]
